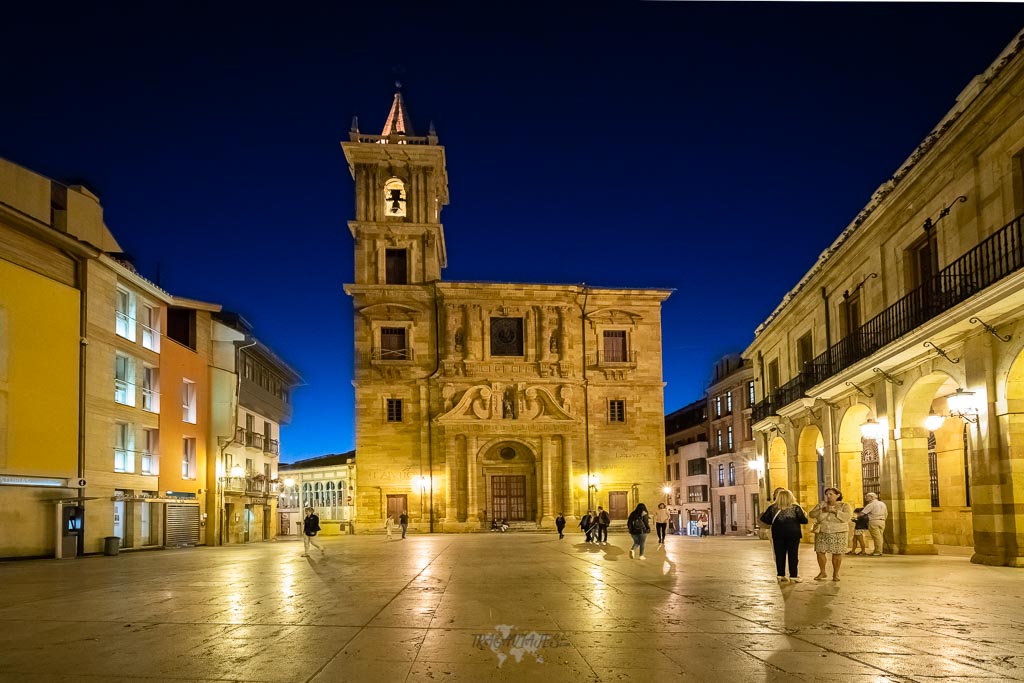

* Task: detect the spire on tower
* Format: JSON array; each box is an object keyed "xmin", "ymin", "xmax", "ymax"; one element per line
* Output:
[{"xmin": 381, "ymin": 81, "xmax": 415, "ymax": 137}]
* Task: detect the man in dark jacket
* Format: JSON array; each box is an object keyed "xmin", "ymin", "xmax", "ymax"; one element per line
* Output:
[
  {"xmin": 399, "ymin": 511, "xmax": 409, "ymax": 539},
  {"xmin": 579, "ymin": 511, "xmax": 594, "ymax": 542},
  {"xmin": 302, "ymin": 506, "xmax": 324, "ymax": 557},
  {"xmin": 595, "ymin": 506, "xmax": 611, "ymax": 545}
]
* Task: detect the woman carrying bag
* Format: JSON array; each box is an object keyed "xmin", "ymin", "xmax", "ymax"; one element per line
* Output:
[
  {"xmin": 809, "ymin": 487, "xmax": 852, "ymax": 581},
  {"xmin": 759, "ymin": 489, "xmax": 808, "ymax": 584}
]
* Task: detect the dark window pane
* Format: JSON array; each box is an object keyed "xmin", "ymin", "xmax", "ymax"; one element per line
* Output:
[
  {"xmin": 490, "ymin": 318, "xmax": 523, "ymax": 356},
  {"xmin": 385, "ymin": 249, "xmax": 408, "ymax": 284}
]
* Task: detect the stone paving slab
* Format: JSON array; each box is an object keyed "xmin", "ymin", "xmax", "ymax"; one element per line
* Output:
[{"xmin": 1, "ymin": 534, "xmax": 1023, "ymax": 681}]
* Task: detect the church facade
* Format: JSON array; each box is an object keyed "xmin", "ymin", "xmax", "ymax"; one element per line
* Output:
[{"xmin": 343, "ymin": 89, "xmax": 671, "ymax": 532}]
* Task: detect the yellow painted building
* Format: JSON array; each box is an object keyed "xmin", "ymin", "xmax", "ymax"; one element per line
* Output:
[{"xmin": 0, "ymin": 158, "xmax": 97, "ymax": 558}]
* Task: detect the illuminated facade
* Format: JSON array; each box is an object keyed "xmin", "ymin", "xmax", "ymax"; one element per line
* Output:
[
  {"xmin": 745, "ymin": 29, "xmax": 1024, "ymax": 566},
  {"xmin": 0, "ymin": 159, "xmax": 92, "ymax": 558},
  {"xmin": 277, "ymin": 451, "xmax": 356, "ymax": 537},
  {"xmin": 664, "ymin": 399, "xmax": 709, "ymax": 535},
  {"xmin": 705, "ymin": 355, "xmax": 759, "ymax": 535},
  {"xmin": 208, "ymin": 312, "xmax": 301, "ymax": 545},
  {"xmin": 343, "ymin": 88, "xmax": 671, "ymax": 532}
]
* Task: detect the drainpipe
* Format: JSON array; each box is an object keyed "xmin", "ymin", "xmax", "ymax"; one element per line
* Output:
[
  {"xmin": 821, "ymin": 287, "xmax": 831, "ymax": 349},
  {"xmin": 72, "ymin": 252, "xmax": 91, "ymax": 556},
  {"xmin": 425, "ymin": 281, "xmax": 443, "ymax": 533},
  {"xmin": 580, "ymin": 284, "xmax": 592, "ymax": 510}
]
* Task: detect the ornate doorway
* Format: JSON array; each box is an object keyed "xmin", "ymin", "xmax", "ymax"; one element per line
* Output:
[{"xmin": 491, "ymin": 475, "xmax": 527, "ymax": 520}]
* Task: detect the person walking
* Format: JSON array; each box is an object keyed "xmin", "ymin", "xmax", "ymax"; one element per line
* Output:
[
  {"xmin": 653, "ymin": 503, "xmax": 670, "ymax": 549},
  {"xmin": 848, "ymin": 507, "xmax": 870, "ymax": 555},
  {"xmin": 596, "ymin": 506, "xmax": 611, "ymax": 545},
  {"xmin": 861, "ymin": 492, "xmax": 888, "ymax": 555},
  {"xmin": 627, "ymin": 503, "xmax": 651, "ymax": 559},
  {"xmin": 384, "ymin": 514, "xmax": 394, "ymax": 540},
  {"xmin": 555, "ymin": 512, "xmax": 566, "ymax": 539},
  {"xmin": 579, "ymin": 510, "xmax": 594, "ymax": 543},
  {"xmin": 301, "ymin": 506, "xmax": 324, "ymax": 557},
  {"xmin": 810, "ymin": 487, "xmax": 852, "ymax": 581},
  {"xmin": 399, "ymin": 510, "xmax": 409, "ymax": 539},
  {"xmin": 759, "ymin": 489, "xmax": 807, "ymax": 583}
]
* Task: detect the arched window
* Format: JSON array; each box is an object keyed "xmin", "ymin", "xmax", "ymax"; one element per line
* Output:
[
  {"xmin": 314, "ymin": 482, "xmax": 324, "ymax": 507},
  {"xmin": 728, "ymin": 462, "xmax": 736, "ymax": 486},
  {"xmin": 326, "ymin": 482, "xmax": 336, "ymax": 511},
  {"xmin": 718, "ymin": 464, "xmax": 725, "ymax": 487},
  {"xmin": 302, "ymin": 483, "xmax": 312, "ymax": 508},
  {"xmin": 383, "ymin": 177, "xmax": 407, "ymax": 217}
]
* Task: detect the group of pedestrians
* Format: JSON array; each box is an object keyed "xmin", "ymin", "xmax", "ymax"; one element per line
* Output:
[
  {"xmin": 760, "ymin": 487, "xmax": 889, "ymax": 584},
  {"xmin": 577, "ymin": 506, "xmax": 612, "ymax": 544}
]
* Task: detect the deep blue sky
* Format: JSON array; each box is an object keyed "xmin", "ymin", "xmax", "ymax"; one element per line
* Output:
[{"xmin": 4, "ymin": 3, "xmax": 1024, "ymax": 461}]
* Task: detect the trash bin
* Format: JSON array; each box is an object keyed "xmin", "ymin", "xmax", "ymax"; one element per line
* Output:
[{"xmin": 103, "ymin": 536, "xmax": 120, "ymax": 556}]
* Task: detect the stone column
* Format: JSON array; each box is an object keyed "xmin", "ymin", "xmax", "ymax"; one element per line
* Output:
[
  {"xmin": 558, "ymin": 306, "xmax": 570, "ymax": 362},
  {"xmin": 444, "ymin": 435, "xmax": 457, "ymax": 524},
  {"xmin": 562, "ymin": 435, "xmax": 576, "ymax": 523},
  {"xmin": 466, "ymin": 305, "xmax": 479, "ymax": 360},
  {"xmin": 541, "ymin": 435, "xmax": 554, "ymax": 524},
  {"xmin": 524, "ymin": 308, "xmax": 534, "ymax": 362},
  {"xmin": 467, "ymin": 434, "xmax": 479, "ymax": 527},
  {"xmin": 539, "ymin": 307, "xmax": 550, "ymax": 362},
  {"xmin": 891, "ymin": 425, "xmax": 938, "ymax": 555}
]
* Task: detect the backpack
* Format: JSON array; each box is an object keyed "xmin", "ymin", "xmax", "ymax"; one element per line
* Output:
[{"xmin": 628, "ymin": 515, "xmax": 645, "ymax": 534}]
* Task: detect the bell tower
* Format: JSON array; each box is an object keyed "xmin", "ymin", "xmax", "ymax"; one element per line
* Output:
[{"xmin": 341, "ymin": 83, "xmax": 449, "ymax": 285}]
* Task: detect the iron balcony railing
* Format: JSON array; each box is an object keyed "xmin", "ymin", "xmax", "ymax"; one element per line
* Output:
[
  {"xmin": 371, "ymin": 347, "xmax": 414, "ymax": 362},
  {"xmin": 265, "ymin": 439, "xmax": 279, "ymax": 456},
  {"xmin": 756, "ymin": 210, "xmax": 1024, "ymax": 418},
  {"xmin": 588, "ymin": 350, "xmax": 639, "ymax": 367}
]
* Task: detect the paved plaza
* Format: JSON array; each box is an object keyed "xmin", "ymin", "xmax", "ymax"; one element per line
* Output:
[{"xmin": 0, "ymin": 533, "xmax": 1023, "ymax": 682}]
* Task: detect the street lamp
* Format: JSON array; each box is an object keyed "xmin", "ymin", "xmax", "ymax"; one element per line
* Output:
[{"xmin": 662, "ymin": 485, "xmax": 671, "ymax": 507}]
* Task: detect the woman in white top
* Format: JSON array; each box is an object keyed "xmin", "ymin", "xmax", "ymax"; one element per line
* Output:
[
  {"xmin": 809, "ymin": 487, "xmax": 852, "ymax": 581},
  {"xmin": 384, "ymin": 514, "xmax": 394, "ymax": 540}
]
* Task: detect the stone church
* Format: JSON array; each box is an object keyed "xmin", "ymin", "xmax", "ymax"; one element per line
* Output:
[{"xmin": 343, "ymin": 87, "xmax": 671, "ymax": 532}]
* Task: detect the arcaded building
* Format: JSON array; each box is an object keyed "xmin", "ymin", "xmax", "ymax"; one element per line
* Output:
[
  {"xmin": 343, "ymin": 88, "xmax": 671, "ymax": 532},
  {"xmin": 745, "ymin": 29, "xmax": 1024, "ymax": 566}
]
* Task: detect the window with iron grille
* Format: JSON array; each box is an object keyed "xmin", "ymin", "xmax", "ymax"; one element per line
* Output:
[
  {"xmin": 602, "ymin": 330, "xmax": 627, "ymax": 362},
  {"xmin": 718, "ymin": 464, "xmax": 725, "ymax": 487},
  {"xmin": 380, "ymin": 327, "xmax": 408, "ymax": 360},
  {"xmin": 928, "ymin": 431, "xmax": 940, "ymax": 507},
  {"xmin": 688, "ymin": 485, "xmax": 708, "ymax": 502},
  {"xmin": 861, "ymin": 438, "xmax": 880, "ymax": 497},
  {"xmin": 609, "ymin": 399, "xmax": 625, "ymax": 423},
  {"xmin": 386, "ymin": 398, "xmax": 403, "ymax": 423}
]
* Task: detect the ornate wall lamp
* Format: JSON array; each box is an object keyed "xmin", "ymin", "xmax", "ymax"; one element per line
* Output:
[
  {"xmin": 860, "ymin": 418, "xmax": 883, "ymax": 441},
  {"xmin": 923, "ymin": 388, "xmax": 979, "ymax": 428}
]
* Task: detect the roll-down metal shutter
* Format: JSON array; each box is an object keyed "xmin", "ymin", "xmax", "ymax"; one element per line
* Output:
[{"xmin": 165, "ymin": 504, "xmax": 200, "ymax": 547}]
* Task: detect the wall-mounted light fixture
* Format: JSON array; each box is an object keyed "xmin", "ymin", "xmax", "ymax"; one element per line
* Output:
[
  {"xmin": 925, "ymin": 388, "xmax": 979, "ymax": 429},
  {"xmin": 860, "ymin": 418, "xmax": 882, "ymax": 440}
]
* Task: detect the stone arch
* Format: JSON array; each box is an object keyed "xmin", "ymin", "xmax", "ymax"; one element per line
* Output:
[
  {"xmin": 836, "ymin": 403, "xmax": 871, "ymax": 504},
  {"xmin": 795, "ymin": 425, "xmax": 824, "ymax": 511},
  {"xmin": 767, "ymin": 436, "xmax": 789, "ymax": 498},
  {"xmin": 988, "ymin": 345, "xmax": 1024, "ymax": 566},
  {"xmin": 477, "ymin": 438, "xmax": 540, "ymax": 523},
  {"xmin": 894, "ymin": 370, "xmax": 960, "ymax": 555}
]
